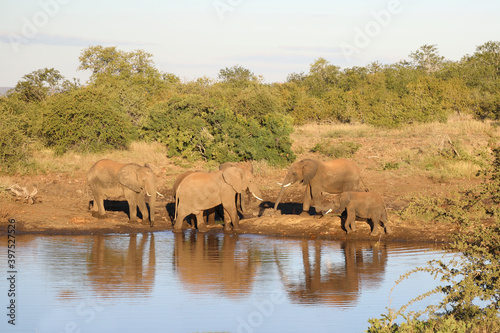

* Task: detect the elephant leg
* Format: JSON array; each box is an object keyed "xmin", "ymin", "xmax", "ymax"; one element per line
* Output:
[
  {"xmin": 223, "ymin": 210, "xmax": 232, "ymax": 232},
  {"xmin": 301, "ymin": 184, "xmax": 312, "ymax": 216},
  {"xmin": 206, "ymin": 207, "xmax": 216, "ymax": 226},
  {"xmin": 309, "ymin": 185, "xmax": 323, "ymax": 215},
  {"xmin": 137, "ymin": 196, "xmax": 149, "ymax": 224},
  {"xmin": 370, "ymin": 218, "xmax": 380, "ymax": 236},
  {"xmin": 223, "ymin": 206, "xmax": 239, "ymax": 232},
  {"xmin": 128, "ymin": 203, "xmax": 138, "ymax": 223},
  {"xmin": 93, "ymin": 193, "xmax": 107, "ymax": 218},
  {"xmin": 195, "ymin": 211, "xmax": 208, "ymax": 233},
  {"xmin": 173, "ymin": 213, "xmax": 186, "ymax": 233},
  {"xmin": 345, "ymin": 209, "xmax": 356, "ymax": 234}
]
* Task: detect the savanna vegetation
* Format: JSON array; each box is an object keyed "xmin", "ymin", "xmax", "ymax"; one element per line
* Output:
[
  {"xmin": 1, "ymin": 41, "xmax": 499, "ymax": 172},
  {"xmin": 1, "ymin": 41, "xmax": 500, "ymax": 331}
]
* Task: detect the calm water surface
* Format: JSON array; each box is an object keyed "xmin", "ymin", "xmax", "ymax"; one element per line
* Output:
[{"xmin": 1, "ymin": 232, "xmax": 448, "ymax": 333}]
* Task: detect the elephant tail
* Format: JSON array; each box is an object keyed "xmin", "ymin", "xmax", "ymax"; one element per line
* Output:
[
  {"xmin": 359, "ymin": 174, "xmax": 369, "ymax": 192},
  {"xmin": 381, "ymin": 205, "xmax": 389, "ymax": 234},
  {"xmin": 174, "ymin": 192, "xmax": 180, "ymax": 224}
]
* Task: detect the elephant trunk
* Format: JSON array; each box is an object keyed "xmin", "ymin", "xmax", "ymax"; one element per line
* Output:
[
  {"xmin": 146, "ymin": 181, "xmax": 157, "ymax": 228},
  {"xmin": 274, "ymin": 185, "xmax": 287, "ymax": 211},
  {"xmin": 149, "ymin": 194, "xmax": 156, "ymax": 228}
]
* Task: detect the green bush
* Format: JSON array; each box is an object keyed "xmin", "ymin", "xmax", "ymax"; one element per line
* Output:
[
  {"xmin": 141, "ymin": 94, "xmax": 295, "ymax": 165},
  {"xmin": 41, "ymin": 87, "xmax": 136, "ymax": 155},
  {"xmin": 0, "ymin": 98, "xmax": 32, "ymax": 172}
]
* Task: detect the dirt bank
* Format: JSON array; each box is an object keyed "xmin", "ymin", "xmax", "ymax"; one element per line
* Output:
[{"xmin": 0, "ymin": 167, "xmax": 456, "ymax": 243}]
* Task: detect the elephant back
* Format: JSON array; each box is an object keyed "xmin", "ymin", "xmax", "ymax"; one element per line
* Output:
[{"xmin": 322, "ymin": 159, "xmax": 361, "ymax": 193}]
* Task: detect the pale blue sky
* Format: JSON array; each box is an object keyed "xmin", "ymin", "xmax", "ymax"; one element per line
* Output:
[{"xmin": 0, "ymin": 0, "xmax": 499, "ymax": 86}]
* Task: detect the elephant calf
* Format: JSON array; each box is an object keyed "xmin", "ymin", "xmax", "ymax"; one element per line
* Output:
[{"xmin": 319, "ymin": 191, "xmax": 389, "ymax": 236}]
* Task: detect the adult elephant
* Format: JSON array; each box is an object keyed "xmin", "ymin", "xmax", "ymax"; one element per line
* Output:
[
  {"xmin": 274, "ymin": 158, "xmax": 363, "ymax": 216},
  {"xmin": 87, "ymin": 159, "xmax": 157, "ymax": 227},
  {"xmin": 174, "ymin": 166, "xmax": 263, "ymax": 233},
  {"xmin": 172, "ymin": 170, "xmax": 212, "ymax": 227}
]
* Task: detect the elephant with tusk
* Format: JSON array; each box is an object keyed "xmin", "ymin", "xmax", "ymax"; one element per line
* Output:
[
  {"xmin": 87, "ymin": 159, "xmax": 158, "ymax": 227},
  {"xmin": 318, "ymin": 191, "xmax": 389, "ymax": 236},
  {"xmin": 174, "ymin": 166, "xmax": 263, "ymax": 233},
  {"xmin": 274, "ymin": 158, "xmax": 365, "ymax": 216}
]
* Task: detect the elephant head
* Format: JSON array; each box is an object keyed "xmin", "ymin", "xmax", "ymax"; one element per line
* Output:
[
  {"xmin": 274, "ymin": 159, "xmax": 318, "ymax": 210},
  {"xmin": 318, "ymin": 195, "xmax": 344, "ymax": 216},
  {"xmin": 222, "ymin": 167, "xmax": 263, "ymax": 201},
  {"xmin": 118, "ymin": 164, "xmax": 157, "ymax": 227}
]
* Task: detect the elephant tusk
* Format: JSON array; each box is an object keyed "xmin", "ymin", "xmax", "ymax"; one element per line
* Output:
[
  {"xmin": 146, "ymin": 191, "xmax": 152, "ymax": 197},
  {"xmin": 278, "ymin": 182, "xmax": 292, "ymax": 188},
  {"xmin": 252, "ymin": 192, "xmax": 264, "ymax": 201},
  {"xmin": 325, "ymin": 209, "xmax": 332, "ymax": 215},
  {"xmin": 156, "ymin": 191, "xmax": 164, "ymax": 197}
]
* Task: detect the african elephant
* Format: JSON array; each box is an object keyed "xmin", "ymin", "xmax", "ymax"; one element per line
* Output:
[
  {"xmin": 172, "ymin": 170, "xmax": 216, "ymax": 227},
  {"xmin": 87, "ymin": 159, "xmax": 157, "ymax": 227},
  {"xmin": 319, "ymin": 191, "xmax": 388, "ymax": 236},
  {"xmin": 174, "ymin": 166, "xmax": 263, "ymax": 233},
  {"xmin": 274, "ymin": 158, "xmax": 364, "ymax": 215}
]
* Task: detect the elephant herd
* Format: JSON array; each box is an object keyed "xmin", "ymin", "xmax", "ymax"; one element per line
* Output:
[{"xmin": 87, "ymin": 158, "xmax": 389, "ymax": 236}]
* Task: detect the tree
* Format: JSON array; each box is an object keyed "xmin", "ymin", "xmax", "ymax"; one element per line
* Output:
[
  {"xmin": 218, "ymin": 65, "xmax": 259, "ymax": 86},
  {"xmin": 14, "ymin": 68, "xmax": 74, "ymax": 102},
  {"xmin": 409, "ymin": 44, "xmax": 445, "ymax": 73},
  {"xmin": 79, "ymin": 46, "xmax": 153, "ymax": 80},
  {"xmin": 459, "ymin": 41, "xmax": 500, "ymax": 119},
  {"xmin": 302, "ymin": 58, "xmax": 341, "ymax": 97}
]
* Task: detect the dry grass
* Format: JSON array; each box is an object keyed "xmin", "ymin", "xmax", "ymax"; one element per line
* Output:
[
  {"xmin": 291, "ymin": 116, "xmax": 499, "ymax": 180},
  {"xmin": 30, "ymin": 141, "xmax": 171, "ymax": 176},
  {"xmin": 23, "ymin": 115, "xmax": 500, "ymax": 184}
]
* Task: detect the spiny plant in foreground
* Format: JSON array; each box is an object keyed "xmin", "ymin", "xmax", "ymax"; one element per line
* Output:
[{"xmin": 367, "ymin": 146, "xmax": 500, "ymax": 333}]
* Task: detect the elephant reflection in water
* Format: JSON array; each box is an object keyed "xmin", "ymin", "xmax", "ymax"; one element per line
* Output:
[
  {"xmin": 276, "ymin": 240, "xmax": 387, "ymax": 307},
  {"xmin": 86, "ymin": 233, "xmax": 156, "ymax": 297},
  {"xmin": 173, "ymin": 232, "xmax": 260, "ymax": 298}
]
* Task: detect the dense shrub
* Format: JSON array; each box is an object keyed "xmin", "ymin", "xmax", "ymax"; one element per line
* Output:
[
  {"xmin": 41, "ymin": 87, "xmax": 136, "ymax": 155},
  {"xmin": 0, "ymin": 98, "xmax": 32, "ymax": 172},
  {"xmin": 141, "ymin": 94, "xmax": 295, "ymax": 165}
]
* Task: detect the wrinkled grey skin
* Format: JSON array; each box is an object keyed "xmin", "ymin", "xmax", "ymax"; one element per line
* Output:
[
  {"xmin": 274, "ymin": 158, "xmax": 363, "ymax": 215},
  {"xmin": 87, "ymin": 159, "xmax": 157, "ymax": 227},
  {"xmin": 174, "ymin": 167, "xmax": 263, "ymax": 233},
  {"xmin": 318, "ymin": 191, "xmax": 388, "ymax": 236}
]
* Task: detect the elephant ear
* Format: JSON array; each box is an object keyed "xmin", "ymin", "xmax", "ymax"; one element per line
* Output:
[
  {"xmin": 339, "ymin": 192, "xmax": 351, "ymax": 211},
  {"xmin": 222, "ymin": 167, "xmax": 246, "ymax": 193},
  {"xmin": 118, "ymin": 164, "xmax": 144, "ymax": 193},
  {"xmin": 302, "ymin": 159, "xmax": 318, "ymax": 185}
]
